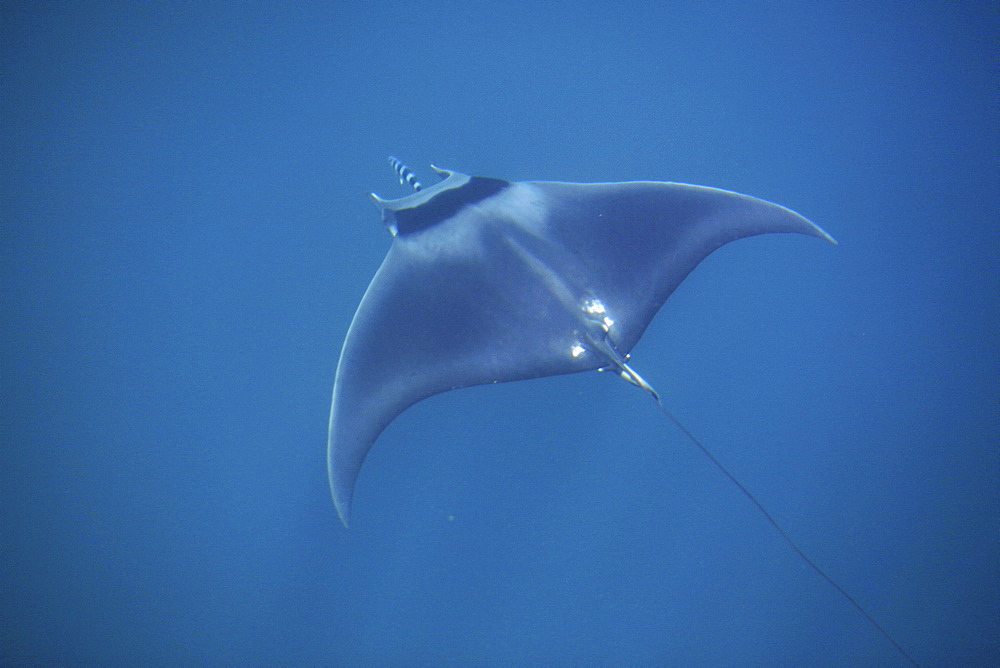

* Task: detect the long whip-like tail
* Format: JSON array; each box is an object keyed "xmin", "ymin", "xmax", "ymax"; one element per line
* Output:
[{"xmin": 627, "ymin": 369, "xmax": 918, "ymax": 666}]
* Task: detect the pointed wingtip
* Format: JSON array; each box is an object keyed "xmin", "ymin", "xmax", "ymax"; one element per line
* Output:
[
  {"xmin": 790, "ymin": 208, "xmax": 837, "ymax": 246},
  {"xmin": 331, "ymin": 470, "xmax": 353, "ymax": 528},
  {"xmin": 780, "ymin": 201, "xmax": 836, "ymax": 246},
  {"xmin": 815, "ymin": 225, "xmax": 838, "ymax": 246},
  {"xmin": 329, "ymin": 437, "xmax": 354, "ymax": 529},
  {"xmin": 333, "ymin": 490, "xmax": 352, "ymax": 528}
]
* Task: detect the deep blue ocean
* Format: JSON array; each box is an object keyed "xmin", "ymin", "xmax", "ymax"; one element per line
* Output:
[{"xmin": 3, "ymin": 2, "xmax": 997, "ymax": 665}]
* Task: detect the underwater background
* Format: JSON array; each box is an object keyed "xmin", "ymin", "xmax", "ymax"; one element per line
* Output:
[{"xmin": 3, "ymin": 2, "xmax": 997, "ymax": 665}]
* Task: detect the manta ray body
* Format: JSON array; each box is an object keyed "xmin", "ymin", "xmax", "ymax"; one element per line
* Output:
[{"xmin": 328, "ymin": 159, "xmax": 835, "ymax": 526}]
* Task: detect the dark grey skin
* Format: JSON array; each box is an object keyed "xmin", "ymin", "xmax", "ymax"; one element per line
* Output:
[{"xmin": 328, "ymin": 164, "xmax": 835, "ymax": 527}]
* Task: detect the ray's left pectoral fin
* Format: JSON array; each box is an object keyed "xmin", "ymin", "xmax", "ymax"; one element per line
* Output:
[{"xmin": 327, "ymin": 206, "xmax": 603, "ymax": 526}]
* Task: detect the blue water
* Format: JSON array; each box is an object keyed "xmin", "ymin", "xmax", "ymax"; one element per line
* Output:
[{"xmin": 3, "ymin": 2, "xmax": 997, "ymax": 665}]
